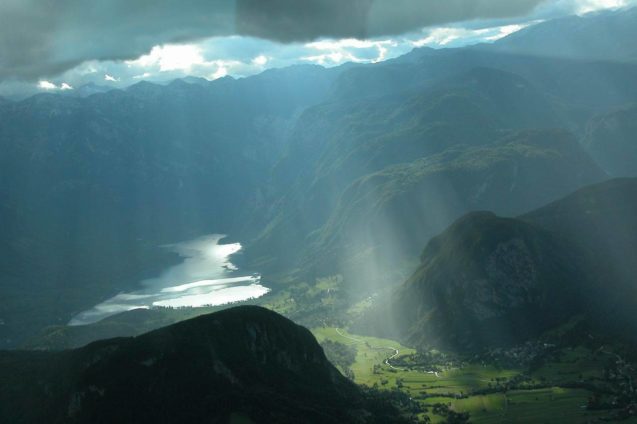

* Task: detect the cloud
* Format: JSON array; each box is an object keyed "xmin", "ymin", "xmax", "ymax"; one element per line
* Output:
[
  {"xmin": 37, "ymin": 80, "xmax": 72, "ymax": 90},
  {"xmin": 411, "ymin": 22, "xmax": 534, "ymax": 48},
  {"xmin": 301, "ymin": 38, "xmax": 397, "ymax": 65},
  {"xmin": 532, "ymin": 0, "xmax": 637, "ymax": 17},
  {"xmin": 3, "ymin": 0, "xmax": 634, "ymax": 98},
  {"xmin": 252, "ymin": 55, "xmax": 269, "ymax": 66},
  {"xmin": 126, "ymin": 45, "xmax": 205, "ymax": 72},
  {"xmin": 37, "ymin": 80, "xmax": 57, "ymax": 90},
  {"xmin": 0, "ymin": 0, "xmax": 548, "ymax": 80},
  {"xmin": 573, "ymin": 0, "xmax": 636, "ymax": 13},
  {"xmin": 0, "ymin": 17, "xmax": 535, "ymax": 98},
  {"xmin": 236, "ymin": 0, "xmax": 544, "ymax": 41},
  {"xmin": 0, "ymin": 0, "xmax": 235, "ymax": 81},
  {"xmin": 366, "ymin": 0, "xmax": 543, "ymax": 35}
]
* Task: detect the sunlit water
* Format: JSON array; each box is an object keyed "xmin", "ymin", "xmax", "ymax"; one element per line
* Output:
[{"xmin": 69, "ymin": 235, "xmax": 269, "ymax": 326}]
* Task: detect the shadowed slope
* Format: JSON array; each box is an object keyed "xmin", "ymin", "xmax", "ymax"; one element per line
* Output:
[
  {"xmin": 0, "ymin": 306, "xmax": 409, "ymax": 424},
  {"xmin": 363, "ymin": 179, "xmax": 637, "ymax": 352}
]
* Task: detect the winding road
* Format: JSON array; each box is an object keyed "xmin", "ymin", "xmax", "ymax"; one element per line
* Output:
[
  {"xmin": 333, "ymin": 327, "xmax": 440, "ymax": 376},
  {"xmin": 334, "ymin": 327, "xmax": 401, "ymax": 369}
]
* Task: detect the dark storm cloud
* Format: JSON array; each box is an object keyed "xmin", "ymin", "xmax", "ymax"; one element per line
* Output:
[
  {"xmin": 238, "ymin": 0, "xmax": 545, "ymax": 41},
  {"xmin": 0, "ymin": 0, "xmax": 547, "ymax": 80},
  {"xmin": 236, "ymin": 0, "xmax": 374, "ymax": 41},
  {"xmin": 0, "ymin": 0, "xmax": 235, "ymax": 80}
]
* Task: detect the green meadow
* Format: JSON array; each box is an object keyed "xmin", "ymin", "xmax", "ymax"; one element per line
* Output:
[{"xmin": 312, "ymin": 326, "xmax": 631, "ymax": 423}]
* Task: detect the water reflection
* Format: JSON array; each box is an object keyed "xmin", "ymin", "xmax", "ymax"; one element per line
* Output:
[{"xmin": 69, "ymin": 235, "xmax": 269, "ymax": 325}]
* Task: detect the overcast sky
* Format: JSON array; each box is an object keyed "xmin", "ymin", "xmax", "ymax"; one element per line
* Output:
[{"xmin": 1, "ymin": 0, "xmax": 635, "ymax": 98}]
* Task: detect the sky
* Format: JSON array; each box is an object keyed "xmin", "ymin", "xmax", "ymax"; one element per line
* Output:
[{"xmin": 0, "ymin": 0, "xmax": 635, "ymax": 99}]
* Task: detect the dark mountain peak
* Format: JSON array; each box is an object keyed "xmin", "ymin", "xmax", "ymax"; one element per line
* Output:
[
  {"xmin": 369, "ymin": 210, "xmax": 586, "ymax": 351},
  {"xmin": 418, "ymin": 211, "xmax": 555, "ymax": 270},
  {"xmin": 129, "ymin": 305, "xmax": 335, "ymax": 374},
  {"xmin": 2, "ymin": 306, "xmax": 407, "ymax": 424},
  {"xmin": 363, "ymin": 178, "xmax": 637, "ymax": 353},
  {"xmin": 69, "ymin": 306, "xmax": 345, "ymax": 394}
]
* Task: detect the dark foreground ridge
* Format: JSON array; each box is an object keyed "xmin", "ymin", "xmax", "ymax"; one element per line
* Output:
[{"xmin": 0, "ymin": 306, "xmax": 407, "ymax": 424}]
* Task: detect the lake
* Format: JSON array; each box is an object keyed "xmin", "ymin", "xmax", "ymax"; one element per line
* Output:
[{"xmin": 69, "ymin": 235, "xmax": 269, "ymax": 325}]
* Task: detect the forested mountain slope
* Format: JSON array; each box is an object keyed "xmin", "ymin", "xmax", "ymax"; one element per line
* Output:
[
  {"xmin": 0, "ymin": 306, "xmax": 411, "ymax": 424},
  {"xmin": 363, "ymin": 179, "xmax": 637, "ymax": 351}
]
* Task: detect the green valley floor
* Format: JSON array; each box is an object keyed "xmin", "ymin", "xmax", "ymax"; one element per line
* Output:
[{"xmin": 313, "ymin": 326, "xmax": 637, "ymax": 423}]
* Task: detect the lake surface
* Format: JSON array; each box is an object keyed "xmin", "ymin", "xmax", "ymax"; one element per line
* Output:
[{"xmin": 69, "ymin": 235, "xmax": 269, "ymax": 325}]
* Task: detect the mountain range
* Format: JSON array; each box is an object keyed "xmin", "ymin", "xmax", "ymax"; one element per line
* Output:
[
  {"xmin": 2, "ymin": 7, "xmax": 637, "ymax": 423},
  {"xmin": 1, "ymin": 7, "xmax": 637, "ymax": 354}
]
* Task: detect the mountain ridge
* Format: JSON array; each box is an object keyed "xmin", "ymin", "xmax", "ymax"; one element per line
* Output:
[{"xmin": 0, "ymin": 306, "xmax": 411, "ymax": 424}]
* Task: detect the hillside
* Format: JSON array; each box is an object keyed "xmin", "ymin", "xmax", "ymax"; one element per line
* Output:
[
  {"xmin": 0, "ymin": 306, "xmax": 410, "ymax": 424},
  {"xmin": 522, "ymin": 177, "xmax": 637, "ymax": 324},
  {"xmin": 363, "ymin": 178, "xmax": 637, "ymax": 352},
  {"xmin": 364, "ymin": 212, "xmax": 588, "ymax": 351},
  {"xmin": 246, "ymin": 74, "xmax": 607, "ymax": 283},
  {"xmin": 299, "ymin": 129, "xmax": 605, "ymax": 286}
]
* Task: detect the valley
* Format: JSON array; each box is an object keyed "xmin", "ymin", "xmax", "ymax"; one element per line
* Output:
[
  {"xmin": 12, "ymin": 177, "xmax": 637, "ymax": 423},
  {"xmin": 314, "ymin": 324, "xmax": 637, "ymax": 423},
  {"xmin": 2, "ymin": 4, "xmax": 637, "ymax": 423}
]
